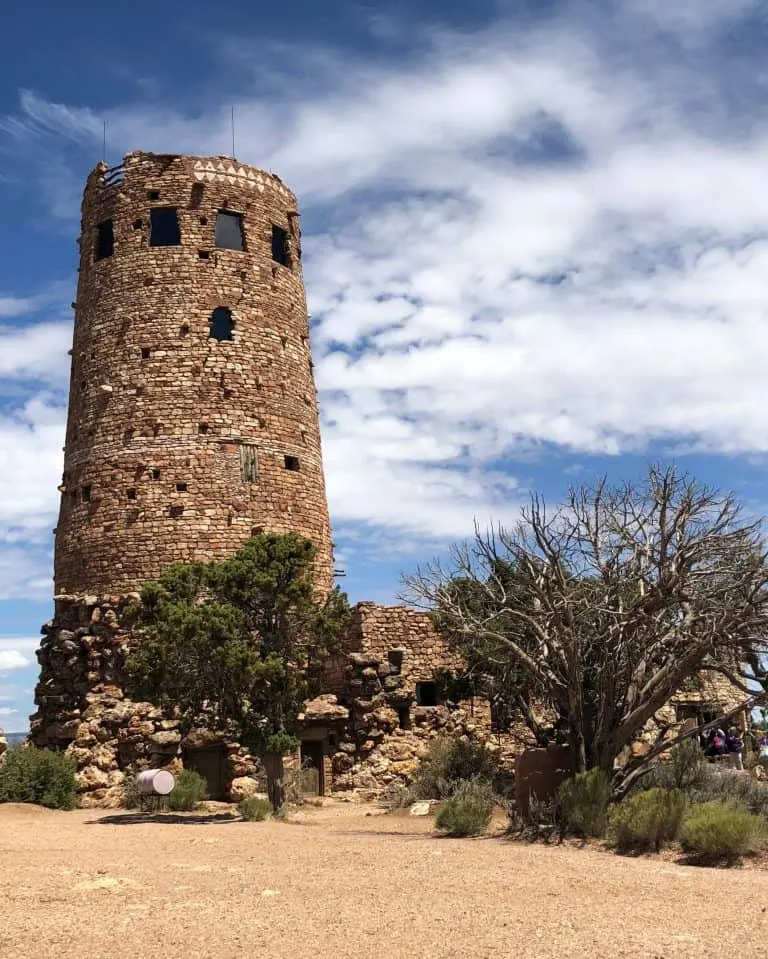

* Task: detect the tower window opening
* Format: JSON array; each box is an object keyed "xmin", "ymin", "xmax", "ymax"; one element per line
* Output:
[
  {"xmin": 81, "ymin": 485, "xmax": 92, "ymax": 503},
  {"xmin": 200, "ymin": 215, "xmax": 208, "ymax": 225},
  {"xmin": 176, "ymin": 483, "xmax": 188, "ymax": 493},
  {"xmin": 123, "ymin": 428, "xmax": 134, "ymax": 443},
  {"xmin": 215, "ymin": 211, "xmax": 245, "ymax": 251},
  {"xmin": 132, "ymin": 218, "xmax": 143, "ymax": 230},
  {"xmin": 141, "ymin": 347, "xmax": 151, "ymax": 359},
  {"xmin": 169, "ymin": 505, "xmax": 184, "ymax": 518},
  {"xmin": 198, "ymin": 250, "xmax": 210, "ymax": 259},
  {"xmin": 198, "ymin": 423, "xmax": 209, "ymax": 434},
  {"xmin": 149, "ymin": 208, "xmax": 181, "ymax": 247},
  {"xmin": 126, "ymin": 488, "xmax": 137, "ymax": 501},
  {"xmin": 95, "ymin": 219, "xmax": 114, "ymax": 261},
  {"xmin": 284, "ymin": 455, "xmax": 300, "ymax": 472},
  {"xmin": 180, "ymin": 324, "xmax": 190, "ymax": 336},
  {"xmin": 209, "ymin": 307, "xmax": 234, "ymax": 342},
  {"xmin": 271, "ymin": 225, "xmax": 291, "ymax": 266},
  {"xmin": 251, "ymin": 526, "xmax": 264, "ymax": 536},
  {"xmin": 148, "ymin": 190, "xmax": 160, "ymax": 200},
  {"xmin": 152, "ymin": 468, "xmax": 161, "ymax": 480}
]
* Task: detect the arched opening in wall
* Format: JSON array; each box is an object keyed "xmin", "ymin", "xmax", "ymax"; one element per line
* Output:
[{"xmin": 209, "ymin": 307, "xmax": 234, "ymax": 342}]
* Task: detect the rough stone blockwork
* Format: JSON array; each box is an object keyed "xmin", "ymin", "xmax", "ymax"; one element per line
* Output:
[{"xmin": 55, "ymin": 152, "xmax": 333, "ymax": 596}]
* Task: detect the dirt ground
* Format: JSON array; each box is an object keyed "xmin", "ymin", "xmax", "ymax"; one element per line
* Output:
[{"xmin": 1, "ymin": 800, "xmax": 766, "ymax": 959}]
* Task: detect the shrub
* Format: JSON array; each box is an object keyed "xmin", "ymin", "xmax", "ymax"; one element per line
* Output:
[
  {"xmin": 435, "ymin": 778, "xmax": 495, "ymax": 837},
  {"xmin": 413, "ymin": 736, "xmax": 500, "ymax": 801},
  {"xmin": 652, "ymin": 739, "xmax": 709, "ymax": 792},
  {"xmin": 168, "ymin": 769, "xmax": 207, "ymax": 811},
  {"xmin": 688, "ymin": 769, "xmax": 768, "ymax": 819},
  {"xmin": 680, "ymin": 801, "xmax": 766, "ymax": 865},
  {"xmin": 608, "ymin": 788, "xmax": 687, "ymax": 853},
  {"xmin": 557, "ymin": 769, "xmax": 612, "ymax": 839},
  {"xmin": 0, "ymin": 746, "xmax": 77, "ymax": 810},
  {"xmin": 238, "ymin": 795, "xmax": 272, "ymax": 821}
]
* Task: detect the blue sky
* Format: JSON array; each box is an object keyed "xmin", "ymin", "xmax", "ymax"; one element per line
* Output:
[{"xmin": 3, "ymin": 0, "xmax": 768, "ymax": 730}]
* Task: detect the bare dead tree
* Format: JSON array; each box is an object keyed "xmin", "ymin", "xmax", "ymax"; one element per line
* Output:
[{"xmin": 401, "ymin": 465, "xmax": 768, "ymax": 795}]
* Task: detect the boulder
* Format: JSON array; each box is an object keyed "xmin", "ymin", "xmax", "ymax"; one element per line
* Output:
[
  {"xmin": 299, "ymin": 694, "xmax": 349, "ymax": 724},
  {"xmin": 230, "ymin": 777, "xmax": 261, "ymax": 803},
  {"xmin": 0, "ymin": 729, "xmax": 7, "ymax": 759}
]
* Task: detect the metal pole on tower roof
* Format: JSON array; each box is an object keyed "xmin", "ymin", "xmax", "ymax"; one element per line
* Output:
[{"xmin": 231, "ymin": 106, "xmax": 236, "ymax": 159}]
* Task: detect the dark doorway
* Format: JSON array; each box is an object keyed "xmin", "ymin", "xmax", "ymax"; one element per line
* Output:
[
  {"xmin": 416, "ymin": 681, "xmax": 438, "ymax": 707},
  {"xmin": 183, "ymin": 746, "xmax": 226, "ymax": 800},
  {"xmin": 300, "ymin": 740, "xmax": 325, "ymax": 796}
]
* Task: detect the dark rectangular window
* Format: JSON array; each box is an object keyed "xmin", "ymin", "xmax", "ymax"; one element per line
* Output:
[
  {"xmin": 149, "ymin": 208, "xmax": 181, "ymax": 247},
  {"xmin": 284, "ymin": 455, "xmax": 300, "ymax": 472},
  {"xmin": 95, "ymin": 220, "xmax": 114, "ymax": 260},
  {"xmin": 81, "ymin": 485, "xmax": 92, "ymax": 503},
  {"xmin": 271, "ymin": 225, "xmax": 290, "ymax": 266},
  {"xmin": 215, "ymin": 211, "xmax": 245, "ymax": 251},
  {"xmin": 415, "ymin": 682, "xmax": 438, "ymax": 707}
]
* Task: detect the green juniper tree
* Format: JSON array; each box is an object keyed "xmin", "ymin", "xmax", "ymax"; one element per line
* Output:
[{"xmin": 127, "ymin": 533, "xmax": 349, "ymax": 806}]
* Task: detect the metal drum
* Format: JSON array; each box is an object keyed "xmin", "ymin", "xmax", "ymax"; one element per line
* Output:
[{"xmin": 136, "ymin": 768, "xmax": 175, "ymax": 796}]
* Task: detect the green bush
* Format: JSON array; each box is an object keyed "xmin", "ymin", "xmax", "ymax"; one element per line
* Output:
[
  {"xmin": 413, "ymin": 736, "xmax": 500, "ymax": 800},
  {"xmin": 435, "ymin": 778, "xmax": 495, "ymax": 837},
  {"xmin": 679, "ymin": 801, "xmax": 766, "ymax": 865},
  {"xmin": 648, "ymin": 739, "xmax": 709, "ymax": 792},
  {"xmin": 687, "ymin": 768, "xmax": 768, "ymax": 819},
  {"xmin": 609, "ymin": 788, "xmax": 687, "ymax": 853},
  {"xmin": 168, "ymin": 769, "xmax": 207, "ymax": 811},
  {"xmin": 557, "ymin": 769, "xmax": 612, "ymax": 839},
  {"xmin": 0, "ymin": 746, "xmax": 77, "ymax": 810},
  {"xmin": 238, "ymin": 795, "xmax": 273, "ymax": 821}
]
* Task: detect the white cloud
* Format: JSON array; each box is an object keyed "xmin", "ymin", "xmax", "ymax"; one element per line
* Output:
[
  {"xmin": 0, "ymin": 650, "xmax": 30, "ymax": 671},
  {"xmin": 4, "ymin": 1, "xmax": 768, "ymax": 559},
  {"xmin": 0, "ymin": 707, "xmax": 18, "ymax": 717}
]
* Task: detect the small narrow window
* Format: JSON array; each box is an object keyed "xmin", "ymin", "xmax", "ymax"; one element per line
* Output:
[
  {"xmin": 81, "ymin": 485, "xmax": 92, "ymax": 503},
  {"xmin": 141, "ymin": 347, "xmax": 151, "ymax": 359},
  {"xmin": 180, "ymin": 324, "xmax": 190, "ymax": 336},
  {"xmin": 251, "ymin": 526, "xmax": 264, "ymax": 536},
  {"xmin": 209, "ymin": 307, "xmax": 234, "ymax": 342},
  {"xmin": 126, "ymin": 488, "xmax": 137, "ymax": 501},
  {"xmin": 132, "ymin": 218, "xmax": 143, "ymax": 230},
  {"xmin": 169, "ymin": 505, "xmax": 184, "ymax": 518},
  {"xmin": 198, "ymin": 250, "xmax": 210, "ymax": 259},
  {"xmin": 148, "ymin": 190, "xmax": 160, "ymax": 200},
  {"xmin": 95, "ymin": 220, "xmax": 114, "ymax": 260},
  {"xmin": 199, "ymin": 215, "xmax": 208, "ymax": 225},
  {"xmin": 240, "ymin": 444, "xmax": 258, "ymax": 483},
  {"xmin": 271, "ymin": 225, "xmax": 290, "ymax": 266},
  {"xmin": 198, "ymin": 423, "xmax": 209, "ymax": 434},
  {"xmin": 284, "ymin": 455, "xmax": 300, "ymax": 472},
  {"xmin": 149, "ymin": 208, "xmax": 181, "ymax": 246},
  {"xmin": 189, "ymin": 183, "xmax": 204, "ymax": 208},
  {"xmin": 152, "ymin": 468, "xmax": 161, "ymax": 480},
  {"xmin": 215, "ymin": 211, "xmax": 245, "ymax": 251},
  {"xmin": 398, "ymin": 706, "xmax": 412, "ymax": 730},
  {"xmin": 415, "ymin": 682, "xmax": 438, "ymax": 707},
  {"xmin": 388, "ymin": 649, "xmax": 404, "ymax": 673},
  {"xmin": 176, "ymin": 483, "xmax": 188, "ymax": 493}
]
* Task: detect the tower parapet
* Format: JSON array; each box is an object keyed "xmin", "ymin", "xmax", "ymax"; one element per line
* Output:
[{"xmin": 54, "ymin": 151, "xmax": 333, "ymax": 596}]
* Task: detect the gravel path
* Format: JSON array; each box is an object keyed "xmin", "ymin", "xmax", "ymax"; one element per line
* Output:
[{"xmin": 1, "ymin": 801, "xmax": 766, "ymax": 959}]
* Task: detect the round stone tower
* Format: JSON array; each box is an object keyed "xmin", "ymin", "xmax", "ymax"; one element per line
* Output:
[{"xmin": 54, "ymin": 151, "xmax": 333, "ymax": 596}]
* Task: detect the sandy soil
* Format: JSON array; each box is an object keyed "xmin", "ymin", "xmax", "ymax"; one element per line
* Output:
[{"xmin": 1, "ymin": 800, "xmax": 766, "ymax": 959}]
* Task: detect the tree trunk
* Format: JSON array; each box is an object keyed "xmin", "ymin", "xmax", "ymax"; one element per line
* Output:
[{"xmin": 264, "ymin": 752, "xmax": 285, "ymax": 810}]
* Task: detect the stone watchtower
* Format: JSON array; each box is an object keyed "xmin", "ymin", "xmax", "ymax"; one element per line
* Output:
[
  {"xmin": 31, "ymin": 154, "xmax": 335, "ymax": 778},
  {"xmin": 56, "ymin": 151, "xmax": 333, "ymax": 595}
]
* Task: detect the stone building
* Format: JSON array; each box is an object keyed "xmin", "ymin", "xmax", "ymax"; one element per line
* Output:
[{"xmin": 29, "ymin": 152, "xmax": 748, "ymax": 807}]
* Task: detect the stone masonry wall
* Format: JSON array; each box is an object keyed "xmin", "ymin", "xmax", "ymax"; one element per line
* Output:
[{"xmin": 55, "ymin": 152, "xmax": 333, "ymax": 597}]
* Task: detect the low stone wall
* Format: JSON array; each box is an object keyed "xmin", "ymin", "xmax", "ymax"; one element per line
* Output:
[{"xmin": 30, "ymin": 595, "xmax": 258, "ymax": 807}]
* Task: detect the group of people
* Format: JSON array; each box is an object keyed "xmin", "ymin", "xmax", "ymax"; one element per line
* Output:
[{"xmin": 700, "ymin": 724, "xmax": 768, "ymax": 772}]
